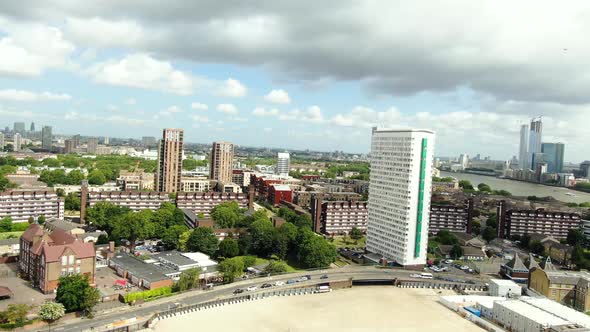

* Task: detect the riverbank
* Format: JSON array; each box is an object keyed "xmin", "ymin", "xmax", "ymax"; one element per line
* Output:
[
  {"xmin": 153, "ymin": 287, "xmax": 483, "ymax": 331},
  {"xmin": 441, "ymin": 171, "xmax": 590, "ymax": 204}
]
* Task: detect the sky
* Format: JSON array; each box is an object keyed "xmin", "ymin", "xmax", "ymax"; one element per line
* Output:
[{"xmin": 0, "ymin": 1, "xmax": 589, "ymax": 162}]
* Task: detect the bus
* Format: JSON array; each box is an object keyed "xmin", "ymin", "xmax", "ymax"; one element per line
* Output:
[
  {"xmin": 420, "ymin": 273, "xmax": 433, "ymax": 279},
  {"xmin": 317, "ymin": 285, "xmax": 331, "ymax": 293}
]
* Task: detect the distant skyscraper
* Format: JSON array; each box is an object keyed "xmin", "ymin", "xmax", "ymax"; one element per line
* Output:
[
  {"xmin": 41, "ymin": 126, "xmax": 52, "ymax": 150},
  {"xmin": 29, "ymin": 122, "xmax": 35, "ymax": 132},
  {"xmin": 276, "ymin": 152, "xmax": 290, "ymax": 176},
  {"xmin": 528, "ymin": 117, "xmax": 543, "ymax": 169},
  {"xmin": 13, "ymin": 133, "xmax": 22, "ymax": 151},
  {"xmin": 103, "ymin": 137, "xmax": 109, "ymax": 145},
  {"xmin": 541, "ymin": 142, "xmax": 565, "ymax": 174},
  {"xmin": 0, "ymin": 133, "xmax": 4, "ymax": 150},
  {"xmin": 64, "ymin": 139, "xmax": 76, "ymax": 154},
  {"xmin": 142, "ymin": 136, "xmax": 157, "ymax": 147},
  {"xmin": 13, "ymin": 122, "xmax": 25, "ymax": 134},
  {"xmin": 518, "ymin": 124, "xmax": 529, "ymax": 170},
  {"xmin": 210, "ymin": 141, "xmax": 234, "ymax": 184},
  {"xmin": 87, "ymin": 137, "xmax": 98, "ymax": 154},
  {"xmin": 366, "ymin": 127, "xmax": 435, "ymax": 267},
  {"xmin": 458, "ymin": 154, "xmax": 469, "ymax": 169},
  {"xmin": 155, "ymin": 128, "xmax": 184, "ymax": 192},
  {"xmin": 72, "ymin": 134, "xmax": 80, "ymax": 148}
]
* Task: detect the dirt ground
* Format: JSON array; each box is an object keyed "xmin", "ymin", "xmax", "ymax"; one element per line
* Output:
[
  {"xmin": 152, "ymin": 287, "xmax": 484, "ymax": 332},
  {"xmin": 0, "ymin": 264, "xmax": 54, "ymax": 312}
]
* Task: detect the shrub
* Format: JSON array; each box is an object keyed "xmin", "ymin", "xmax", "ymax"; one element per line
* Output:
[{"xmin": 123, "ymin": 286, "xmax": 172, "ymax": 304}]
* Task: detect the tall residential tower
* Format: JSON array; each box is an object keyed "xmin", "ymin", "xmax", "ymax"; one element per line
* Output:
[
  {"xmin": 541, "ymin": 143, "xmax": 565, "ymax": 174},
  {"xmin": 155, "ymin": 128, "xmax": 184, "ymax": 192},
  {"xmin": 210, "ymin": 141, "xmax": 234, "ymax": 184},
  {"xmin": 276, "ymin": 152, "xmax": 290, "ymax": 176},
  {"xmin": 41, "ymin": 126, "xmax": 52, "ymax": 151},
  {"xmin": 528, "ymin": 117, "xmax": 543, "ymax": 169},
  {"xmin": 366, "ymin": 127, "xmax": 435, "ymax": 268},
  {"xmin": 518, "ymin": 124, "xmax": 529, "ymax": 170}
]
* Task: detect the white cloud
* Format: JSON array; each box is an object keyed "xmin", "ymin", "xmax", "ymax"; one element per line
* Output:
[
  {"xmin": 0, "ymin": 23, "xmax": 75, "ymax": 77},
  {"xmin": 191, "ymin": 115, "xmax": 209, "ymax": 123},
  {"xmin": 331, "ymin": 106, "xmax": 401, "ymax": 128},
  {"xmin": 280, "ymin": 105, "xmax": 323, "ymax": 123},
  {"xmin": 63, "ymin": 110, "xmax": 147, "ymax": 126},
  {"xmin": 216, "ymin": 103, "xmax": 238, "ymax": 114},
  {"xmin": 125, "ymin": 98, "xmax": 137, "ymax": 105},
  {"xmin": 65, "ymin": 17, "xmax": 144, "ymax": 49},
  {"xmin": 215, "ymin": 78, "xmax": 247, "ymax": 98},
  {"xmin": 0, "ymin": 89, "xmax": 72, "ymax": 102},
  {"xmin": 264, "ymin": 89, "xmax": 291, "ymax": 104},
  {"xmin": 191, "ymin": 102, "xmax": 208, "ymax": 111},
  {"xmin": 86, "ymin": 53, "xmax": 195, "ymax": 95},
  {"xmin": 252, "ymin": 107, "xmax": 279, "ymax": 117},
  {"xmin": 159, "ymin": 105, "xmax": 182, "ymax": 116}
]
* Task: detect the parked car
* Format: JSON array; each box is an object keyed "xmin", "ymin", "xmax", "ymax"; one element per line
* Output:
[
  {"xmin": 460, "ymin": 265, "xmax": 470, "ymax": 270},
  {"xmin": 287, "ymin": 279, "xmax": 296, "ymax": 284},
  {"xmin": 246, "ymin": 286, "xmax": 257, "ymax": 292},
  {"xmin": 305, "ymin": 275, "xmax": 312, "ymax": 280},
  {"xmin": 233, "ymin": 288, "xmax": 244, "ymax": 294},
  {"xmin": 261, "ymin": 283, "xmax": 272, "ymax": 288},
  {"xmin": 298, "ymin": 276, "xmax": 309, "ymax": 282},
  {"xmin": 444, "ymin": 259, "xmax": 454, "ymax": 264},
  {"xmin": 274, "ymin": 281, "xmax": 285, "ymax": 286},
  {"xmin": 320, "ymin": 274, "xmax": 329, "ymax": 279}
]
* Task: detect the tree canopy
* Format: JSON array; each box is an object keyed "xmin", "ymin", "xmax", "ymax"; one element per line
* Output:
[
  {"xmin": 55, "ymin": 274, "xmax": 100, "ymax": 315},
  {"xmin": 186, "ymin": 227, "xmax": 219, "ymax": 256}
]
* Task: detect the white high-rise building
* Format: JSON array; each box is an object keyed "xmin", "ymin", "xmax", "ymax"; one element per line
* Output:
[
  {"xmin": 276, "ymin": 152, "xmax": 290, "ymax": 176},
  {"xmin": 0, "ymin": 133, "xmax": 4, "ymax": 150},
  {"xmin": 458, "ymin": 154, "xmax": 469, "ymax": 169},
  {"xmin": 13, "ymin": 133, "xmax": 22, "ymax": 151},
  {"xmin": 366, "ymin": 127, "xmax": 435, "ymax": 267},
  {"xmin": 528, "ymin": 117, "xmax": 542, "ymax": 169},
  {"xmin": 518, "ymin": 124, "xmax": 529, "ymax": 170}
]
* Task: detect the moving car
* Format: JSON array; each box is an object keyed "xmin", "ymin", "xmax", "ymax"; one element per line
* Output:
[
  {"xmin": 298, "ymin": 276, "xmax": 309, "ymax": 282},
  {"xmin": 246, "ymin": 286, "xmax": 257, "ymax": 291},
  {"xmin": 261, "ymin": 283, "xmax": 272, "ymax": 288},
  {"xmin": 274, "ymin": 281, "xmax": 285, "ymax": 286},
  {"xmin": 287, "ymin": 279, "xmax": 296, "ymax": 284},
  {"xmin": 410, "ymin": 273, "xmax": 421, "ymax": 278},
  {"xmin": 320, "ymin": 274, "xmax": 329, "ymax": 279},
  {"xmin": 233, "ymin": 288, "xmax": 244, "ymax": 294}
]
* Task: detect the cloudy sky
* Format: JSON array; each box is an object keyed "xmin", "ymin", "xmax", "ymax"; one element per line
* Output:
[{"xmin": 1, "ymin": 1, "xmax": 589, "ymax": 162}]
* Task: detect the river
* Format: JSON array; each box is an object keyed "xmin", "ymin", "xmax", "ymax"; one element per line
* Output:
[{"xmin": 440, "ymin": 171, "xmax": 590, "ymax": 204}]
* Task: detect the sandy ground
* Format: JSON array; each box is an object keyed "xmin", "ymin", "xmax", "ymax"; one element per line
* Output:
[{"xmin": 152, "ymin": 287, "xmax": 484, "ymax": 332}]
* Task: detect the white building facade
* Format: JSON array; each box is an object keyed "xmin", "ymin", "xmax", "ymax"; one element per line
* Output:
[
  {"xmin": 518, "ymin": 124, "xmax": 528, "ymax": 170},
  {"xmin": 276, "ymin": 152, "xmax": 290, "ymax": 176},
  {"xmin": 366, "ymin": 128, "xmax": 435, "ymax": 267}
]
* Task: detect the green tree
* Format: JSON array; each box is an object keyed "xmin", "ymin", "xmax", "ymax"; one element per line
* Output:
[
  {"xmin": 111, "ymin": 211, "xmax": 155, "ymax": 246},
  {"xmin": 96, "ymin": 234, "xmax": 109, "ymax": 245},
  {"xmin": 0, "ymin": 217, "xmax": 12, "ymax": 232},
  {"xmin": 27, "ymin": 216, "xmax": 34, "ymax": 224},
  {"xmin": 186, "ymin": 227, "xmax": 219, "ymax": 256},
  {"xmin": 55, "ymin": 274, "xmax": 99, "ymax": 315},
  {"xmin": 486, "ymin": 214, "xmax": 498, "ymax": 229},
  {"xmin": 249, "ymin": 219, "xmax": 277, "ymax": 257},
  {"xmin": 66, "ymin": 170, "xmax": 85, "ymax": 185},
  {"xmin": 218, "ymin": 237, "xmax": 239, "ymax": 258},
  {"xmin": 64, "ymin": 192, "xmax": 81, "ymax": 211},
  {"xmin": 38, "ymin": 302, "xmax": 65, "ymax": 330},
  {"xmin": 161, "ymin": 225, "xmax": 189, "ymax": 250},
  {"xmin": 85, "ymin": 202, "xmax": 131, "ymax": 233},
  {"xmin": 87, "ymin": 169, "xmax": 106, "ymax": 185},
  {"xmin": 471, "ymin": 220, "xmax": 481, "ymax": 235},
  {"xmin": 567, "ymin": 229, "xmax": 585, "ymax": 247},
  {"xmin": 38, "ymin": 215, "xmax": 46, "ymax": 225},
  {"xmin": 297, "ymin": 229, "xmax": 337, "ymax": 268},
  {"xmin": 350, "ymin": 227, "xmax": 363, "ymax": 240},
  {"xmin": 450, "ymin": 244, "xmax": 464, "ymax": 259},
  {"xmin": 482, "ymin": 227, "xmax": 497, "ymax": 243},
  {"xmin": 264, "ymin": 260, "xmax": 289, "ymax": 274},
  {"xmin": 435, "ymin": 230, "xmax": 458, "ymax": 245},
  {"xmin": 173, "ymin": 268, "xmax": 202, "ymax": 292},
  {"xmin": 459, "ymin": 180, "xmax": 474, "ymax": 190},
  {"xmin": 210, "ymin": 202, "xmax": 241, "ymax": 228},
  {"xmin": 3, "ymin": 304, "xmax": 29, "ymax": 325},
  {"xmin": 477, "ymin": 183, "xmax": 492, "ymax": 192},
  {"xmin": 178, "ymin": 231, "xmax": 191, "ymax": 251},
  {"xmin": 529, "ymin": 241, "xmax": 545, "ymax": 256},
  {"xmin": 218, "ymin": 257, "xmax": 244, "ymax": 282},
  {"xmin": 242, "ymin": 255, "xmax": 257, "ymax": 268}
]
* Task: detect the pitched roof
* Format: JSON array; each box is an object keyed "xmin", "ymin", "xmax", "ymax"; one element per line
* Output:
[
  {"xmin": 437, "ymin": 245, "xmax": 485, "ymax": 257},
  {"xmin": 21, "ymin": 224, "xmax": 44, "ymax": 242},
  {"xmin": 504, "ymin": 252, "xmax": 528, "ymax": 272},
  {"xmin": 41, "ymin": 240, "xmax": 95, "ymax": 262},
  {"xmin": 526, "ymin": 253, "xmax": 541, "ymax": 270},
  {"xmin": 541, "ymin": 256, "xmax": 557, "ymax": 271}
]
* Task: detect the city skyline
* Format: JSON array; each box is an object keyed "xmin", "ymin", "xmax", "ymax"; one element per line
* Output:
[{"xmin": 1, "ymin": 2, "xmax": 590, "ymax": 162}]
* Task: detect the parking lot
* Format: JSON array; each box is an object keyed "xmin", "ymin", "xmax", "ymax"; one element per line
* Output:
[
  {"xmin": 0, "ymin": 264, "xmax": 54, "ymax": 311},
  {"xmin": 94, "ymin": 266, "xmax": 139, "ymax": 299}
]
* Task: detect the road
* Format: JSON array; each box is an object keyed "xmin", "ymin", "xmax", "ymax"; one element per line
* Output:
[{"xmin": 51, "ymin": 265, "xmax": 487, "ymax": 332}]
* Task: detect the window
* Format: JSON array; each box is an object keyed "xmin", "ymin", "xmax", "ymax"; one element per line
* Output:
[
  {"xmin": 61, "ymin": 256, "xmax": 67, "ymax": 266},
  {"xmin": 75, "ymin": 266, "xmax": 80, "ymax": 274},
  {"xmin": 68, "ymin": 267, "xmax": 74, "ymax": 275},
  {"xmin": 69, "ymin": 255, "xmax": 75, "ymax": 265},
  {"xmin": 61, "ymin": 268, "xmax": 66, "ymax": 276}
]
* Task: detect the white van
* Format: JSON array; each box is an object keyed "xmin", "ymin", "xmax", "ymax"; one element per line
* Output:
[{"xmin": 420, "ymin": 273, "xmax": 433, "ymax": 279}]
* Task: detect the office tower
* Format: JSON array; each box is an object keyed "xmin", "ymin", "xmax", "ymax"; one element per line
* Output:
[
  {"xmin": 276, "ymin": 152, "xmax": 290, "ymax": 176},
  {"xmin": 518, "ymin": 124, "xmax": 529, "ymax": 169},
  {"xmin": 458, "ymin": 154, "xmax": 469, "ymax": 169},
  {"xmin": 72, "ymin": 134, "xmax": 80, "ymax": 148},
  {"xmin": 142, "ymin": 136, "xmax": 156, "ymax": 147},
  {"xmin": 528, "ymin": 117, "xmax": 542, "ymax": 169},
  {"xmin": 64, "ymin": 139, "xmax": 76, "ymax": 154},
  {"xmin": 0, "ymin": 133, "xmax": 4, "ymax": 150},
  {"xmin": 541, "ymin": 143, "xmax": 565, "ymax": 174},
  {"xmin": 366, "ymin": 127, "xmax": 435, "ymax": 267},
  {"xmin": 13, "ymin": 133, "xmax": 22, "ymax": 151},
  {"xmin": 29, "ymin": 122, "xmax": 35, "ymax": 132},
  {"xmin": 155, "ymin": 128, "xmax": 184, "ymax": 192},
  {"xmin": 41, "ymin": 126, "xmax": 52, "ymax": 150},
  {"xmin": 13, "ymin": 122, "xmax": 25, "ymax": 134},
  {"xmin": 103, "ymin": 137, "xmax": 109, "ymax": 145},
  {"xmin": 210, "ymin": 141, "xmax": 234, "ymax": 184},
  {"xmin": 87, "ymin": 137, "xmax": 98, "ymax": 154}
]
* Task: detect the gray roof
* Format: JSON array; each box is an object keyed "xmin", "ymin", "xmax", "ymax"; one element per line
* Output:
[
  {"xmin": 526, "ymin": 253, "xmax": 541, "ymax": 270},
  {"xmin": 0, "ymin": 238, "xmax": 19, "ymax": 245},
  {"xmin": 46, "ymin": 219, "xmax": 83, "ymax": 232},
  {"xmin": 541, "ymin": 256, "xmax": 557, "ymax": 271},
  {"xmin": 151, "ymin": 251, "xmax": 200, "ymax": 270},
  {"xmin": 504, "ymin": 252, "xmax": 528, "ymax": 272},
  {"xmin": 545, "ymin": 271, "xmax": 590, "ymax": 285},
  {"xmin": 110, "ymin": 254, "xmax": 171, "ymax": 283},
  {"xmin": 438, "ymin": 245, "xmax": 485, "ymax": 257}
]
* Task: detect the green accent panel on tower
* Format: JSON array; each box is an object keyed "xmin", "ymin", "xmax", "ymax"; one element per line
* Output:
[{"xmin": 414, "ymin": 138, "xmax": 428, "ymax": 258}]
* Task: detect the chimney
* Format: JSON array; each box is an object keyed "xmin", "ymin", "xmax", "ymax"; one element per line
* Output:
[
  {"xmin": 79, "ymin": 180, "xmax": 88, "ymax": 224},
  {"xmin": 248, "ymin": 184, "xmax": 255, "ymax": 210},
  {"xmin": 109, "ymin": 241, "xmax": 115, "ymax": 253}
]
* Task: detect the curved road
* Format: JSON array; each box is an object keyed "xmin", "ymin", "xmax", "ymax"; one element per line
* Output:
[{"xmin": 52, "ymin": 266, "xmax": 487, "ymax": 332}]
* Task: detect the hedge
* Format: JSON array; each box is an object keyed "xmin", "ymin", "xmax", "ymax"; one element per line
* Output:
[{"xmin": 123, "ymin": 286, "xmax": 172, "ymax": 303}]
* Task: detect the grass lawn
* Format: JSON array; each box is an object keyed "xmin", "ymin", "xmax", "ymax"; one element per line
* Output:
[
  {"xmin": 332, "ymin": 236, "xmax": 366, "ymax": 249},
  {"xmin": 334, "ymin": 258, "xmax": 349, "ymax": 267},
  {"xmin": 0, "ymin": 231, "xmax": 23, "ymax": 240},
  {"xmin": 234, "ymin": 256, "xmax": 300, "ymax": 273}
]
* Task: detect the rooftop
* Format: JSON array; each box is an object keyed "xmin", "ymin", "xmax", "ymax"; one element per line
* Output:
[
  {"xmin": 522, "ymin": 298, "xmax": 590, "ymax": 328},
  {"xmin": 110, "ymin": 254, "xmax": 171, "ymax": 283},
  {"xmin": 490, "ymin": 279, "xmax": 520, "ymax": 287},
  {"xmin": 495, "ymin": 300, "xmax": 570, "ymax": 326}
]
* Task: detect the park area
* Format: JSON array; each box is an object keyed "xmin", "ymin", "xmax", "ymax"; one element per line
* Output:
[{"xmin": 154, "ymin": 287, "xmax": 483, "ymax": 332}]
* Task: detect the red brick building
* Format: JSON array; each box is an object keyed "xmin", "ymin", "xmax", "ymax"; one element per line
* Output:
[{"xmin": 268, "ymin": 185, "xmax": 293, "ymax": 206}]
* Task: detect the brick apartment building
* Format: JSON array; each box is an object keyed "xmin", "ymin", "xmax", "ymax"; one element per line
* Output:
[
  {"xmin": 86, "ymin": 191, "xmax": 171, "ymax": 212},
  {"xmin": 176, "ymin": 192, "xmax": 249, "ymax": 218},
  {"xmin": 0, "ymin": 190, "xmax": 64, "ymax": 223},
  {"xmin": 19, "ymin": 224, "xmax": 96, "ymax": 293},
  {"xmin": 316, "ymin": 201, "xmax": 368, "ymax": 235},
  {"xmin": 268, "ymin": 184, "xmax": 293, "ymax": 206},
  {"xmin": 293, "ymin": 191, "xmax": 361, "ymax": 209},
  {"xmin": 428, "ymin": 199, "xmax": 474, "ymax": 234},
  {"xmin": 497, "ymin": 200, "xmax": 583, "ymax": 239}
]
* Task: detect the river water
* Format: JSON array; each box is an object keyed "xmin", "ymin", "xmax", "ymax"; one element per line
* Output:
[{"xmin": 440, "ymin": 171, "xmax": 590, "ymax": 204}]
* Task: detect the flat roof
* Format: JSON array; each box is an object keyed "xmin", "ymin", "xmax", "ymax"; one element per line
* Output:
[
  {"xmin": 495, "ymin": 300, "xmax": 570, "ymax": 326},
  {"xmin": 490, "ymin": 279, "xmax": 520, "ymax": 287},
  {"xmin": 110, "ymin": 254, "xmax": 171, "ymax": 283},
  {"xmin": 152, "ymin": 251, "xmax": 201, "ymax": 269},
  {"xmin": 523, "ymin": 298, "xmax": 590, "ymax": 328},
  {"xmin": 372, "ymin": 127, "xmax": 435, "ymax": 134}
]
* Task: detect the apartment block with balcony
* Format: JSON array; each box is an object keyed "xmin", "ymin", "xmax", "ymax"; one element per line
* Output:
[
  {"xmin": 176, "ymin": 192, "xmax": 249, "ymax": 218},
  {"xmin": 319, "ymin": 201, "xmax": 368, "ymax": 235},
  {"xmin": 87, "ymin": 191, "xmax": 171, "ymax": 212},
  {"xmin": 0, "ymin": 191, "xmax": 64, "ymax": 223},
  {"xmin": 428, "ymin": 199, "xmax": 474, "ymax": 234}
]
